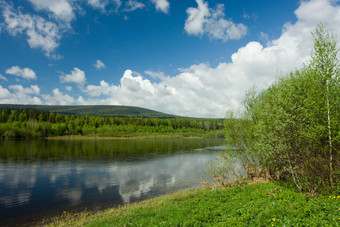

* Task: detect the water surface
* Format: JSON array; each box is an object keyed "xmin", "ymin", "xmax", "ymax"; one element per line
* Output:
[{"xmin": 0, "ymin": 139, "xmax": 225, "ymax": 225}]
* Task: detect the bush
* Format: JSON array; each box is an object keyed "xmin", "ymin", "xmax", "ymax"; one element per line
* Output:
[{"xmin": 221, "ymin": 24, "xmax": 340, "ymax": 194}]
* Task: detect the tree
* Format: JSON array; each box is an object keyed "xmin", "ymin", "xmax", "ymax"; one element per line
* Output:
[
  {"xmin": 307, "ymin": 24, "xmax": 339, "ymax": 187},
  {"xmin": 223, "ymin": 24, "xmax": 339, "ymax": 193}
]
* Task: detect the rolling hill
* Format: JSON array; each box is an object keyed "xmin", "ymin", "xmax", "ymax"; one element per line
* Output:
[{"xmin": 0, "ymin": 104, "xmax": 177, "ymax": 118}]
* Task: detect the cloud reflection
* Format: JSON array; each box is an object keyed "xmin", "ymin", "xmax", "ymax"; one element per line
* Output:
[{"xmin": 0, "ymin": 150, "xmax": 220, "ymax": 214}]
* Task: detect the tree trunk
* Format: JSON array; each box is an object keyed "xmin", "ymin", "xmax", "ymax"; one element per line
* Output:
[{"xmin": 326, "ymin": 79, "xmax": 333, "ymax": 188}]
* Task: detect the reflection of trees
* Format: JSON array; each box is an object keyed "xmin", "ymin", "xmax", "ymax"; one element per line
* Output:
[{"xmin": 0, "ymin": 139, "xmax": 224, "ymax": 161}]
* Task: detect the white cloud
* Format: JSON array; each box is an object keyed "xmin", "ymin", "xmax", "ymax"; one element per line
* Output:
[
  {"xmin": 184, "ymin": 0, "xmax": 247, "ymax": 41},
  {"xmin": 124, "ymin": 0, "xmax": 145, "ymax": 12},
  {"xmin": 86, "ymin": 80, "xmax": 111, "ymax": 97},
  {"xmin": 184, "ymin": 0, "xmax": 209, "ymax": 36},
  {"xmin": 260, "ymin": 32, "xmax": 269, "ymax": 42},
  {"xmin": 42, "ymin": 88, "xmax": 75, "ymax": 105},
  {"xmin": 87, "ymin": 0, "xmax": 122, "ymax": 12},
  {"xmin": 0, "ymin": 85, "xmax": 42, "ymax": 104},
  {"xmin": 60, "ymin": 67, "xmax": 86, "ymax": 86},
  {"xmin": 0, "ymin": 73, "xmax": 7, "ymax": 81},
  {"xmin": 2, "ymin": 0, "xmax": 339, "ymax": 118},
  {"xmin": 144, "ymin": 70, "xmax": 167, "ymax": 80},
  {"xmin": 78, "ymin": 0, "xmax": 340, "ymax": 118},
  {"xmin": 27, "ymin": 0, "xmax": 74, "ymax": 25},
  {"xmin": 9, "ymin": 85, "xmax": 40, "ymax": 95},
  {"xmin": 5, "ymin": 66, "xmax": 37, "ymax": 80},
  {"xmin": 2, "ymin": 2, "xmax": 61, "ymax": 57},
  {"xmin": 65, "ymin": 86, "xmax": 72, "ymax": 91},
  {"xmin": 94, "ymin": 59, "xmax": 106, "ymax": 69},
  {"xmin": 114, "ymin": 0, "xmax": 122, "ymax": 10},
  {"xmin": 88, "ymin": 0, "xmax": 109, "ymax": 12},
  {"xmin": 0, "ymin": 86, "xmax": 12, "ymax": 100},
  {"xmin": 150, "ymin": 0, "xmax": 169, "ymax": 14}
]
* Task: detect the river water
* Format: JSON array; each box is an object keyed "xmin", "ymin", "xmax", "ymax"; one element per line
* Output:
[{"xmin": 0, "ymin": 138, "xmax": 225, "ymax": 226}]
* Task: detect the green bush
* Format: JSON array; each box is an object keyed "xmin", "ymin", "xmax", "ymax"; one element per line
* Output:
[{"xmin": 223, "ymin": 25, "xmax": 340, "ymax": 194}]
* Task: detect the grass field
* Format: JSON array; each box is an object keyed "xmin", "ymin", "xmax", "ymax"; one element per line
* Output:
[{"xmin": 44, "ymin": 182, "xmax": 340, "ymax": 226}]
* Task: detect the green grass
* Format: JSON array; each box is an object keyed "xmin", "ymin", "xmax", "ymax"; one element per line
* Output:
[{"xmin": 45, "ymin": 182, "xmax": 340, "ymax": 226}]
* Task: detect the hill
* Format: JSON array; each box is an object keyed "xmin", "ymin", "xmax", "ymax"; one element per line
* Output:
[{"xmin": 0, "ymin": 104, "xmax": 176, "ymax": 118}]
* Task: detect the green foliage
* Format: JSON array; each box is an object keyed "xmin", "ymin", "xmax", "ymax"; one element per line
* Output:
[
  {"xmin": 0, "ymin": 104, "xmax": 177, "ymax": 118},
  {"xmin": 0, "ymin": 108, "xmax": 224, "ymax": 139},
  {"xmin": 223, "ymin": 24, "xmax": 340, "ymax": 193},
  {"xmin": 46, "ymin": 182, "xmax": 340, "ymax": 226}
]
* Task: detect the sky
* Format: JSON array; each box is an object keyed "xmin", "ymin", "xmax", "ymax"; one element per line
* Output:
[{"xmin": 0, "ymin": 0, "xmax": 339, "ymax": 118}]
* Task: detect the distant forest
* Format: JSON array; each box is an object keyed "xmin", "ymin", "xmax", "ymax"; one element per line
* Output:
[
  {"xmin": 0, "ymin": 104, "xmax": 176, "ymax": 118},
  {"xmin": 0, "ymin": 108, "xmax": 224, "ymax": 139}
]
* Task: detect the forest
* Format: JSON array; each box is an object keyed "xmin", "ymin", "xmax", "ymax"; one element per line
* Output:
[
  {"xmin": 0, "ymin": 104, "xmax": 176, "ymax": 118},
  {"xmin": 0, "ymin": 108, "xmax": 224, "ymax": 139}
]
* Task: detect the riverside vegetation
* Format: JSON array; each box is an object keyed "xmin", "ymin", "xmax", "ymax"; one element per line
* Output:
[
  {"xmin": 218, "ymin": 24, "xmax": 339, "ymax": 195},
  {"xmin": 5, "ymin": 25, "xmax": 340, "ymax": 226},
  {"xmin": 0, "ymin": 109, "xmax": 224, "ymax": 139},
  {"xmin": 45, "ymin": 182, "xmax": 340, "ymax": 226}
]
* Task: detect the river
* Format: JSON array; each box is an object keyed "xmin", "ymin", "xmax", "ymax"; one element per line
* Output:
[{"xmin": 0, "ymin": 138, "xmax": 225, "ymax": 226}]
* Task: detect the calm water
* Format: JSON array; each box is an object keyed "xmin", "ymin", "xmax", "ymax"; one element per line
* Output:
[{"xmin": 0, "ymin": 139, "xmax": 225, "ymax": 225}]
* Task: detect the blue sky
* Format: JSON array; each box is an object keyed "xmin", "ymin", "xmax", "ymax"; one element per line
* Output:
[{"xmin": 0, "ymin": 0, "xmax": 339, "ymax": 117}]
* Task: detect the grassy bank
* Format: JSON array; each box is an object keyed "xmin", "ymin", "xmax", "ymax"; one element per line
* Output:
[{"xmin": 44, "ymin": 182, "xmax": 340, "ymax": 226}]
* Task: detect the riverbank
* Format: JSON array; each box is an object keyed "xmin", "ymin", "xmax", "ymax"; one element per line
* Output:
[
  {"xmin": 43, "ymin": 182, "xmax": 339, "ymax": 226},
  {"xmin": 46, "ymin": 135, "xmax": 204, "ymax": 140}
]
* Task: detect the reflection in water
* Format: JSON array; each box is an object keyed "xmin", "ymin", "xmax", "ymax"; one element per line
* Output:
[{"xmin": 0, "ymin": 139, "xmax": 225, "ymax": 225}]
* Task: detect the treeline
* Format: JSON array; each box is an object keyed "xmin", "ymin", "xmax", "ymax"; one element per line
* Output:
[
  {"xmin": 0, "ymin": 104, "xmax": 177, "ymax": 118},
  {"xmin": 0, "ymin": 108, "xmax": 224, "ymax": 139},
  {"xmin": 223, "ymin": 25, "xmax": 339, "ymax": 194}
]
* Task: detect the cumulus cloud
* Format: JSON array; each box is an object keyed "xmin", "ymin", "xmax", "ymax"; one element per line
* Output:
[
  {"xmin": 124, "ymin": 0, "xmax": 145, "ymax": 12},
  {"xmin": 42, "ymin": 88, "xmax": 75, "ymax": 105},
  {"xmin": 27, "ymin": 0, "xmax": 74, "ymax": 25},
  {"xmin": 184, "ymin": 0, "xmax": 209, "ymax": 36},
  {"xmin": 144, "ymin": 70, "xmax": 167, "ymax": 80},
  {"xmin": 0, "ymin": 73, "xmax": 7, "ymax": 81},
  {"xmin": 0, "ymin": 85, "xmax": 42, "ymax": 104},
  {"xmin": 1, "ymin": 2, "xmax": 61, "ymax": 57},
  {"xmin": 94, "ymin": 59, "xmax": 106, "ymax": 69},
  {"xmin": 5, "ymin": 66, "xmax": 37, "ymax": 80},
  {"xmin": 0, "ymin": 86, "xmax": 12, "ymax": 100},
  {"xmin": 2, "ymin": 0, "xmax": 339, "ymax": 118},
  {"xmin": 60, "ymin": 67, "xmax": 86, "ymax": 86},
  {"xmin": 9, "ymin": 85, "xmax": 40, "ymax": 95},
  {"xmin": 78, "ymin": 0, "xmax": 340, "ymax": 118},
  {"xmin": 184, "ymin": 0, "xmax": 247, "ymax": 41},
  {"xmin": 150, "ymin": 0, "xmax": 169, "ymax": 14}
]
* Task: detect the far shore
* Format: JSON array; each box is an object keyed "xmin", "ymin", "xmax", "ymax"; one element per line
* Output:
[{"xmin": 46, "ymin": 135, "xmax": 208, "ymax": 140}]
